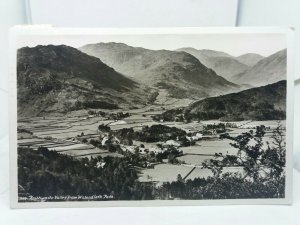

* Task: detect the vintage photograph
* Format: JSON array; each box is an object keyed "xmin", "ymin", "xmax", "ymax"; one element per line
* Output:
[{"xmin": 11, "ymin": 28, "xmax": 293, "ymax": 206}]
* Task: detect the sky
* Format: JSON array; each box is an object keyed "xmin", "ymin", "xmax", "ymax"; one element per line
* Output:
[{"xmin": 16, "ymin": 33, "xmax": 287, "ymax": 57}]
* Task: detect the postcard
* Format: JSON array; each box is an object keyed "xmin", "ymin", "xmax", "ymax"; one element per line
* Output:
[{"xmin": 9, "ymin": 27, "xmax": 294, "ymax": 208}]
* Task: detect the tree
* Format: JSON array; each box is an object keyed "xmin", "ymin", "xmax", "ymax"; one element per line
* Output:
[
  {"xmin": 98, "ymin": 124, "xmax": 111, "ymax": 132},
  {"xmin": 203, "ymin": 124, "xmax": 286, "ymax": 183},
  {"xmin": 262, "ymin": 124, "xmax": 286, "ymax": 181},
  {"xmin": 177, "ymin": 174, "xmax": 184, "ymax": 182}
]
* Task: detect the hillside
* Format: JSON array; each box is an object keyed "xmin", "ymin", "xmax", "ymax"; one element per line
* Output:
[
  {"xmin": 156, "ymin": 81, "xmax": 286, "ymax": 122},
  {"xmin": 79, "ymin": 43, "xmax": 239, "ymax": 99},
  {"xmin": 17, "ymin": 45, "xmax": 151, "ymax": 116},
  {"xmin": 176, "ymin": 48, "xmax": 249, "ymax": 81},
  {"xmin": 233, "ymin": 49, "xmax": 287, "ymax": 86},
  {"xmin": 236, "ymin": 53, "xmax": 265, "ymax": 66}
]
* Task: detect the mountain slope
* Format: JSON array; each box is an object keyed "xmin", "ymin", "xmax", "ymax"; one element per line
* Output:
[
  {"xmin": 236, "ymin": 53, "xmax": 264, "ymax": 66},
  {"xmin": 79, "ymin": 43, "xmax": 239, "ymax": 99},
  {"xmin": 176, "ymin": 48, "xmax": 249, "ymax": 81},
  {"xmin": 187, "ymin": 80, "xmax": 286, "ymax": 121},
  {"xmin": 17, "ymin": 45, "xmax": 150, "ymax": 116},
  {"xmin": 156, "ymin": 81, "xmax": 286, "ymax": 121},
  {"xmin": 233, "ymin": 49, "xmax": 287, "ymax": 86}
]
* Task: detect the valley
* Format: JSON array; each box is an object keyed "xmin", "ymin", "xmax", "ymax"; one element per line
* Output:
[{"xmin": 17, "ymin": 89, "xmax": 286, "ymax": 184}]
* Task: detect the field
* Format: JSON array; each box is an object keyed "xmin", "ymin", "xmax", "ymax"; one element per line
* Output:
[{"xmin": 17, "ymin": 91, "xmax": 286, "ymax": 183}]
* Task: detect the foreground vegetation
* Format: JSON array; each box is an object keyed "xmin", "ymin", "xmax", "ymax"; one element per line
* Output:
[
  {"xmin": 18, "ymin": 147, "xmax": 153, "ymax": 201},
  {"xmin": 18, "ymin": 123, "xmax": 285, "ymax": 201}
]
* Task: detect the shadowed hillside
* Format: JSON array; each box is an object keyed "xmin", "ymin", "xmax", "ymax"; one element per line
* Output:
[
  {"xmin": 155, "ymin": 80, "xmax": 286, "ymax": 122},
  {"xmin": 17, "ymin": 45, "xmax": 151, "ymax": 116}
]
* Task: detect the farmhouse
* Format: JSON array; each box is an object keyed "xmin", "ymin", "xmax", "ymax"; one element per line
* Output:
[
  {"xmin": 149, "ymin": 147, "xmax": 163, "ymax": 154},
  {"xmin": 164, "ymin": 140, "xmax": 181, "ymax": 147}
]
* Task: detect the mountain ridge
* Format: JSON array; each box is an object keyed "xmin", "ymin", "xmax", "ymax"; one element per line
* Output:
[
  {"xmin": 17, "ymin": 45, "xmax": 151, "ymax": 116},
  {"xmin": 79, "ymin": 42, "xmax": 240, "ymax": 99},
  {"xmin": 176, "ymin": 47, "xmax": 250, "ymax": 81},
  {"xmin": 155, "ymin": 80, "xmax": 286, "ymax": 122},
  {"xmin": 236, "ymin": 53, "xmax": 265, "ymax": 66},
  {"xmin": 233, "ymin": 49, "xmax": 287, "ymax": 86}
]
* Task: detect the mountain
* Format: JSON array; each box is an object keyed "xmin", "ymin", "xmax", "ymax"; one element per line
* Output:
[
  {"xmin": 236, "ymin": 53, "xmax": 264, "ymax": 66},
  {"xmin": 17, "ymin": 45, "xmax": 151, "ymax": 116},
  {"xmin": 179, "ymin": 48, "xmax": 233, "ymax": 59},
  {"xmin": 176, "ymin": 48, "xmax": 249, "ymax": 82},
  {"xmin": 186, "ymin": 80, "xmax": 286, "ymax": 121},
  {"xmin": 233, "ymin": 49, "xmax": 286, "ymax": 86},
  {"xmin": 156, "ymin": 81, "xmax": 286, "ymax": 122},
  {"xmin": 79, "ymin": 43, "xmax": 239, "ymax": 99}
]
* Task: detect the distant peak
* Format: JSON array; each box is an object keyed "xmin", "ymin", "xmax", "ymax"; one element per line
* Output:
[
  {"xmin": 176, "ymin": 47, "xmax": 197, "ymax": 51},
  {"xmin": 237, "ymin": 53, "xmax": 264, "ymax": 58},
  {"xmin": 98, "ymin": 42, "xmax": 129, "ymax": 46}
]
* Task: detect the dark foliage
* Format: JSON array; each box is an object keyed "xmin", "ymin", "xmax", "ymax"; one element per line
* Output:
[
  {"xmin": 134, "ymin": 124, "xmax": 186, "ymax": 142},
  {"xmin": 98, "ymin": 124, "xmax": 111, "ymax": 132},
  {"xmin": 17, "ymin": 128, "xmax": 33, "ymax": 135},
  {"xmin": 75, "ymin": 101, "xmax": 118, "ymax": 110},
  {"xmin": 113, "ymin": 128, "xmax": 134, "ymax": 145},
  {"xmin": 112, "ymin": 124, "xmax": 189, "ymax": 145},
  {"xmin": 156, "ymin": 173, "xmax": 285, "ymax": 199},
  {"xmin": 201, "ymin": 123, "xmax": 226, "ymax": 135},
  {"xmin": 18, "ymin": 147, "xmax": 153, "ymax": 201}
]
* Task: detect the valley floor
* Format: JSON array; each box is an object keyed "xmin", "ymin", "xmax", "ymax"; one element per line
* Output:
[{"xmin": 17, "ymin": 96, "xmax": 286, "ymax": 184}]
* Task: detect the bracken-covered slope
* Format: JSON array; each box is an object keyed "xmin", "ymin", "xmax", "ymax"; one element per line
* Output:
[
  {"xmin": 233, "ymin": 49, "xmax": 287, "ymax": 87},
  {"xmin": 79, "ymin": 43, "xmax": 239, "ymax": 99},
  {"xmin": 176, "ymin": 48, "xmax": 250, "ymax": 82},
  {"xmin": 17, "ymin": 45, "xmax": 151, "ymax": 116},
  {"xmin": 158, "ymin": 80, "xmax": 286, "ymax": 121}
]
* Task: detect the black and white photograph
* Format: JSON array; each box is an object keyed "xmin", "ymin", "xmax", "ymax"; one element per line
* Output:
[{"xmin": 10, "ymin": 27, "xmax": 294, "ymax": 207}]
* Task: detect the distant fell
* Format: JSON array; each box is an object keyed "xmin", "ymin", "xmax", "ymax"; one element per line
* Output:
[
  {"xmin": 233, "ymin": 49, "xmax": 286, "ymax": 86},
  {"xmin": 80, "ymin": 43, "xmax": 239, "ymax": 99},
  {"xmin": 236, "ymin": 53, "xmax": 265, "ymax": 67},
  {"xmin": 176, "ymin": 47, "xmax": 249, "ymax": 82}
]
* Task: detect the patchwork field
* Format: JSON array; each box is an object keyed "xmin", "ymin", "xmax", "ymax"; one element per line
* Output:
[{"xmin": 18, "ymin": 107, "xmax": 285, "ymax": 183}]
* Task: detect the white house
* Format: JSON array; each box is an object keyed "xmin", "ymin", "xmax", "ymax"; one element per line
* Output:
[
  {"xmin": 121, "ymin": 145, "xmax": 135, "ymax": 153},
  {"xmin": 96, "ymin": 161, "xmax": 106, "ymax": 168},
  {"xmin": 165, "ymin": 140, "xmax": 181, "ymax": 147},
  {"xmin": 149, "ymin": 147, "xmax": 163, "ymax": 154},
  {"xmin": 196, "ymin": 133, "xmax": 203, "ymax": 138},
  {"xmin": 101, "ymin": 136, "xmax": 109, "ymax": 146}
]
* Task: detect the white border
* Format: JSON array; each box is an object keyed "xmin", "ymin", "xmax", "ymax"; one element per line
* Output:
[{"xmin": 9, "ymin": 27, "xmax": 295, "ymax": 209}]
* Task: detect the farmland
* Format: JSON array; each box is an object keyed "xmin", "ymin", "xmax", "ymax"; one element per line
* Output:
[{"xmin": 17, "ymin": 91, "xmax": 286, "ymax": 183}]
